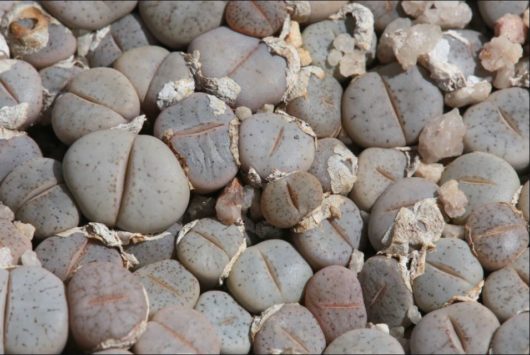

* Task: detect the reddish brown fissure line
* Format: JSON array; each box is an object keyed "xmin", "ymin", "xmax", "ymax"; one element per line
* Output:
[
  {"xmin": 258, "ymin": 250, "xmax": 282, "ymax": 295},
  {"xmin": 285, "ymin": 182, "xmax": 300, "ymax": 211},
  {"xmin": 329, "ymin": 220, "xmax": 352, "ymax": 247},
  {"xmin": 368, "ymin": 283, "xmax": 387, "ymax": 308},
  {"xmin": 497, "ymin": 107, "xmax": 523, "ymax": 137},
  {"xmin": 456, "ymin": 176, "xmax": 496, "ymax": 186},
  {"xmin": 251, "ymin": 0, "xmax": 273, "ymax": 28},
  {"xmin": 15, "ymin": 181, "xmax": 60, "ymax": 214},
  {"xmin": 426, "ymin": 260, "xmax": 469, "ymax": 283},
  {"xmin": 318, "ymin": 303, "xmax": 362, "ymax": 310},
  {"xmin": 268, "ymin": 126, "xmax": 285, "ymax": 158},
  {"xmin": 380, "ymin": 77, "xmax": 406, "ymax": 140},
  {"xmin": 447, "ymin": 317, "xmax": 467, "ymax": 354},
  {"xmin": 147, "ymin": 274, "xmax": 182, "ymax": 296},
  {"xmin": 375, "ymin": 166, "xmax": 396, "ymax": 181},
  {"xmin": 226, "ymin": 44, "xmax": 260, "ymax": 77},
  {"xmin": 0, "ymin": 79, "xmax": 19, "ymax": 103},
  {"xmin": 474, "ymin": 223, "xmax": 527, "ymax": 240},
  {"xmin": 65, "ymin": 237, "xmax": 89, "ymax": 280},
  {"xmin": 277, "ymin": 326, "xmax": 310, "ymax": 353},
  {"xmin": 89, "ymin": 294, "xmax": 128, "ymax": 305},
  {"xmin": 169, "ymin": 122, "xmax": 225, "ymax": 138},
  {"xmin": 155, "ymin": 320, "xmax": 201, "ymax": 354},
  {"xmin": 193, "ymin": 230, "xmax": 229, "ymax": 258}
]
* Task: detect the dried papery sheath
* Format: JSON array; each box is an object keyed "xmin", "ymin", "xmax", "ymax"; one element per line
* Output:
[
  {"xmin": 329, "ymin": 3, "xmax": 374, "ymax": 51},
  {"xmin": 181, "ymin": 50, "xmax": 241, "ymax": 105},
  {"xmin": 156, "ymin": 78, "xmax": 195, "ymax": 110}
]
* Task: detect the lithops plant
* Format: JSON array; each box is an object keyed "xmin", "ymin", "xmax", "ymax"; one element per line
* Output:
[
  {"xmin": 133, "ymin": 306, "xmax": 221, "ymax": 354},
  {"xmin": 368, "ymin": 177, "xmax": 439, "ymax": 251},
  {"xmin": 439, "ymin": 152, "xmax": 520, "ymax": 222},
  {"xmin": 0, "ymin": 129, "xmax": 41, "ymax": 183},
  {"xmin": 342, "ymin": 63, "xmax": 444, "ymax": 148},
  {"xmin": 0, "ymin": 205, "xmax": 32, "ymax": 265},
  {"xmin": 67, "ymin": 262, "xmax": 149, "ymax": 352},
  {"xmin": 134, "ymin": 259, "xmax": 200, "ymax": 317},
  {"xmin": 195, "ymin": 290, "xmax": 253, "ymax": 355},
  {"xmin": 42, "ymin": 1, "xmax": 137, "ymax": 31},
  {"xmin": 0, "ymin": 266, "xmax": 69, "ymax": 354},
  {"xmin": 260, "ymin": 171, "xmax": 323, "ymax": 229},
  {"xmin": 188, "ymin": 27, "xmax": 287, "ymax": 111},
  {"xmin": 350, "ymin": 147, "xmax": 407, "ymax": 211},
  {"xmin": 355, "ymin": 1, "xmax": 403, "ymax": 32},
  {"xmin": 324, "ymin": 328, "xmax": 405, "ymax": 355},
  {"xmin": 482, "ymin": 247, "xmax": 529, "ymax": 322},
  {"xmin": 253, "ymin": 303, "xmax": 326, "ymax": 355},
  {"xmin": 1, "ymin": 2, "xmax": 77, "ymax": 69},
  {"xmin": 491, "ymin": 312, "xmax": 530, "ymax": 355},
  {"xmin": 176, "ymin": 218, "xmax": 246, "ymax": 289},
  {"xmin": 293, "ymin": 195, "xmax": 364, "ymax": 270},
  {"xmin": 139, "ymin": 1, "xmax": 226, "ymax": 49},
  {"xmin": 304, "ymin": 265, "xmax": 367, "ymax": 342},
  {"xmin": 51, "ymin": 67, "xmax": 141, "ymax": 145},
  {"xmin": 0, "ymin": 157, "xmax": 80, "ymax": 238},
  {"xmin": 478, "ymin": 0, "xmax": 529, "ymax": 27},
  {"xmin": 0, "ymin": 59, "xmax": 43, "ymax": 130},
  {"xmin": 35, "ymin": 230, "xmax": 122, "ymax": 281},
  {"xmin": 62, "ymin": 129, "xmax": 190, "ymax": 234},
  {"xmin": 286, "ymin": 75, "xmax": 343, "ymax": 138},
  {"xmin": 227, "ymin": 239, "xmax": 313, "ymax": 313},
  {"xmin": 410, "ymin": 301, "xmax": 500, "ymax": 354},
  {"xmin": 463, "ymin": 87, "xmax": 529, "ymax": 170},
  {"xmin": 412, "ymin": 238, "xmax": 484, "ymax": 312},
  {"xmin": 466, "ymin": 202, "xmax": 528, "ymax": 271},
  {"xmin": 113, "ymin": 45, "xmax": 192, "ymax": 119},
  {"xmin": 358, "ymin": 255, "xmax": 414, "ymax": 328},
  {"xmin": 238, "ymin": 113, "xmax": 315, "ymax": 179},
  {"xmin": 86, "ymin": 14, "xmax": 155, "ymax": 68},
  {"xmin": 225, "ymin": 1, "xmax": 287, "ymax": 38},
  {"xmin": 154, "ymin": 93, "xmax": 238, "ymax": 193}
]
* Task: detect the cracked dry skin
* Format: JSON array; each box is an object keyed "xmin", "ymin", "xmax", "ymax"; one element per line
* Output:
[
  {"xmin": 412, "ymin": 238, "xmax": 484, "ymax": 313},
  {"xmin": 133, "ymin": 306, "xmax": 221, "ymax": 354},
  {"xmin": 134, "ymin": 259, "xmax": 199, "ymax": 317},
  {"xmin": 195, "ymin": 290, "xmax": 253, "ymax": 354},
  {"xmin": 324, "ymin": 328, "xmax": 405, "ymax": 355},
  {"xmin": 154, "ymin": 92, "xmax": 238, "ymax": 193},
  {"xmin": 368, "ymin": 177, "xmax": 438, "ymax": 251},
  {"xmin": 176, "ymin": 218, "xmax": 245, "ymax": 289},
  {"xmin": 35, "ymin": 231, "xmax": 122, "ymax": 281},
  {"xmin": 62, "ymin": 129, "xmax": 190, "ymax": 234},
  {"xmin": 188, "ymin": 27, "xmax": 287, "ymax": 111},
  {"xmin": 261, "ymin": 171, "xmax": 323, "ymax": 229},
  {"xmin": 253, "ymin": 303, "xmax": 326, "ymax": 355},
  {"xmin": 51, "ymin": 67, "xmax": 140, "ymax": 145},
  {"xmin": 410, "ymin": 301, "xmax": 500, "ymax": 354},
  {"xmin": 1, "ymin": 266, "xmax": 68, "ymax": 354},
  {"xmin": 113, "ymin": 47, "xmax": 192, "ymax": 119},
  {"xmin": 67, "ymin": 262, "xmax": 148, "ymax": 352},
  {"xmin": 358, "ymin": 255, "xmax": 414, "ymax": 328},
  {"xmin": 466, "ymin": 202, "xmax": 529, "ymax": 271},
  {"xmin": 227, "ymin": 239, "xmax": 313, "ymax": 314},
  {"xmin": 304, "ymin": 265, "xmax": 367, "ymax": 343},
  {"xmin": 293, "ymin": 195, "xmax": 363, "ymax": 270},
  {"xmin": 239, "ymin": 113, "xmax": 315, "ymax": 179}
]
